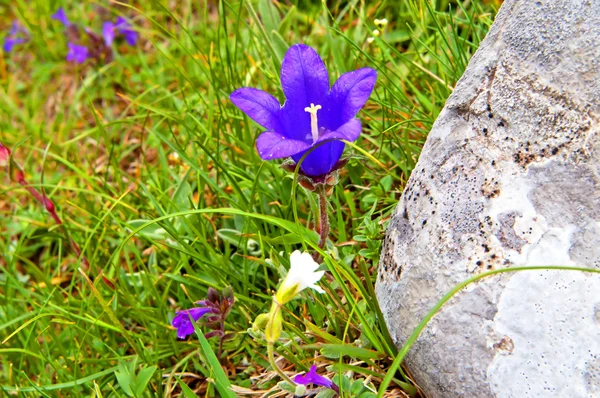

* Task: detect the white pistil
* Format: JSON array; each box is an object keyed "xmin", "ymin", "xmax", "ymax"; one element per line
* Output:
[{"xmin": 304, "ymin": 103, "xmax": 322, "ymax": 143}]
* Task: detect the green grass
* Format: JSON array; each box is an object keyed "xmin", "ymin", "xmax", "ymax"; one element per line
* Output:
[{"xmin": 0, "ymin": 0, "xmax": 500, "ymax": 396}]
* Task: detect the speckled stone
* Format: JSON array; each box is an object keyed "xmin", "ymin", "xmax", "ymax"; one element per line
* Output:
[{"xmin": 376, "ymin": 1, "xmax": 600, "ymax": 397}]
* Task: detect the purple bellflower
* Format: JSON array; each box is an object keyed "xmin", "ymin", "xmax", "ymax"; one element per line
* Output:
[
  {"xmin": 172, "ymin": 305, "xmax": 215, "ymax": 339},
  {"xmin": 3, "ymin": 21, "xmax": 28, "ymax": 53},
  {"xmin": 51, "ymin": 8, "xmax": 70, "ymax": 27},
  {"xmin": 66, "ymin": 42, "xmax": 89, "ymax": 63},
  {"xmin": 294, "ymin": 365, "xmax": 338, "ymax": 392},
  {"xmin": 102, "ymin": 17, "xmax": 138, "ymax": 46},
  {"xmin": 230, "ymin": 44, "xmax": 376, "ymax": 177}
]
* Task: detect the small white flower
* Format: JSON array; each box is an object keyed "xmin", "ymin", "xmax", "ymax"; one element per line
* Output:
[
  {"xmin": 374, "ymin": 18, "xmax": 388, "ymax": 29},
  {"xmin": 366, "ymin": 37, "xmax": 375, "ymax": 44},
  {"xmin": 275, "ymin": 250, "xmax": 325, "ymax": 303},
  {"xmin": 372, "ymin": 29, "xmax": 380, "ymax": 37}
]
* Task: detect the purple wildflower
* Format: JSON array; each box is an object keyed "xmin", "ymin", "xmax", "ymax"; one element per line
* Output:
[
  {"xmin": 3, "ymin": 37, "xmax": 26, "ymax": 53},
  {"xmin": 294, "ymin": 365, "xmax": 335, "ymax": 389},
  {"xmin": 116, "ymin": 17, "xmax": 138, "ymax": 46},
  {"xmin": 230, "ymin": 44, "xmax": 376, "ymax": 177},
  {"xmin": 102, "ymin": 17, "xmax": 138, "ymax": 47},
  {"xmin": 172, "ymin": 306, "xmax": 215, "ymax": 339},
  {"xmin": 3, "ymin": 21, "xmax": 28, "ymax": 53},
  {"xmin": 51, "ymin": 8, "xmax": 70, "ymax": 27},
  {"xmin": 66, "ymin": 42, "xmax": 89, "ymax": 63},
  {"xmin": 101, "ymin": 22, "xmax": 116, "ymax": 46}
]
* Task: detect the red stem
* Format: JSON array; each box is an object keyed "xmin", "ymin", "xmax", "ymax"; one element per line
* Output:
[
  {"xmin": 312, "ymin": 186, "xmax": 330, "ymax": 262},
  {"xmin": 2, "ymin": 142, "xmax": 89, "ymax": 269}
]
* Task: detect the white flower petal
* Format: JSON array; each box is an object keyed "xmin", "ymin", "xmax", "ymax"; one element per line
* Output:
[{"xmin": 276, "ymin": 250, "xmax": 326, "ymax": 302}]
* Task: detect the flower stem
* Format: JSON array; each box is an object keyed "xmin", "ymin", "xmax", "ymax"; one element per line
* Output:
[
  {"xmin": 217, "ymin": 317, "xmax": 225, "ymax": 361},
  {"xmin": 2, "ymin": 142, "xmax": 89, "ymax": 269},
  {"xmin": 267, "ymin": 343, "xmax": 295, "ymax": 385},
  {"xmin": 313, "ymin": 186, "xmax": 330, "ymax": 262}
]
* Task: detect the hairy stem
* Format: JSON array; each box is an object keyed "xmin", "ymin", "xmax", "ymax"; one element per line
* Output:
[
  {"xmin": 267, "ymin": 343, "xmax": 295, "ymax": 385},
  {"xmin": 217, "ymin": 317, "xmax": 225, "ymax": 361},
  {"xmin": 313, "ymin": 186, "xmax": 330, "ymax": 262}
]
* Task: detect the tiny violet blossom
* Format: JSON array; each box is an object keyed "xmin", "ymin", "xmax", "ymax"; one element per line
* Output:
[
  {"xmin": 3, "ymin": 21, "xmax": 28, "ymax": 53},
  {"xmin": 101, "ymin": 22, "xmax": 116, "ymax": 46},
  {"xmin": 294, "ymin": 365, "xmax": 335, "ymax": 390},
  {"xmin": 275, "ymin": 250, "xmax": 325, "ymax": 304},
  {"xmin": 230, "ymin": 44, "xmax": 377, "ymax": 177},
  {"xmin": 117, "ymin": 17, "xmax": 138, "ymax": 46},
  {"xmin": 171, "ymin": 287, "xmax": 234, "ymax": 341},
  {"xmin": 66, "ymin": 42, "xmax": 89, "ymax": 63},
  {"xmin": 171, "ymin": 306, "xmax": 214, "ymax": 339},
  {"xmin": 51, "ymin": 8, "xmax": 70, "ymax": 27},
  {"xmin": 102, "ymin": 17, "xmax": 138, "ymax": 47}
]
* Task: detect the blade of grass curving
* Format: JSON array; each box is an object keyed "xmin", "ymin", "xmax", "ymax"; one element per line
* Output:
[{"xmin": 377, "ymin": 266, "xmax": 600, "ymax": 396}]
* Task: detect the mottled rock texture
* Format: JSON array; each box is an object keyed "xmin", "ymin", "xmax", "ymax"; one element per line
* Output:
[{"xmin": 376, "ymin": 1, "xmax": 600, "ymax": 397}]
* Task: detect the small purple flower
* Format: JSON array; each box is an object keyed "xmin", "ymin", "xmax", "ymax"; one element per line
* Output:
[
  {"xmin": 102, "ymin": 17, "xmax": 138, "ymax": 47},
  {"xmin": 3, "ymin": 21, "xmax": 28, "ymax": 53},
  {"xmin": 116, "ymin": 17, "xmax": 138, "ymax": 46},
  {"xmin": 172, "ymin": 306, "xmax": 214, "ymax": 339},
  {"xmin": 51, "ymin": 8, "xmax": 70, "ymax": 27},
  {"xmin": 102, "ymin": 22, "xmax": 116, "ymax": 46},
  {"xmin": 294, "ymin": 365, "xmax": 335, "ymax": 389},
  {"xmin": 66, "ymin": 42, "xmax": 89, "ymax": 63},
  {"xmin": 3, "ymin": 37, "xmax": 26, "ymax": 53},
  {"xmin": 230, "ymin": 44, "xmax": 376, "ymax": 177}
]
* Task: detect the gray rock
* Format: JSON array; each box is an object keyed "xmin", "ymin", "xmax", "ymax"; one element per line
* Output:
[{"xmin": 376, "ymin": 0, "xmax": 600, "ymax": 397}]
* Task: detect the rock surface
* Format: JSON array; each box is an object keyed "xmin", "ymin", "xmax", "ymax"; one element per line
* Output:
[{"xmin": 376, "ymin": 1, "xmax": 600, "ymax": 397}]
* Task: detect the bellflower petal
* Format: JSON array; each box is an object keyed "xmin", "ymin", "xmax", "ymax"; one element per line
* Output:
[
  {"xmin": 280, "ymin": 44, "xmax": 329, "ymax": 108},
  {"xmin": 66, "ymin": 43, "xmax": 89, "ymax": 63},
  {"xmin": 172, "ymin": 306, "xmax": 214, "ymax": 339},
  {"xmin": 328, "ymin": 68, "xmax": 377, "ymax": 126},
  {"xmin": 116, "ymin": 17, "xmax": 138, "ymax": 46},
  {"xmin": 256, "ymin": 131, "xmax": 310, "ymax": 160},
  {"xmin": 230, "ymin": 87, "xmax": 283, "ymax": 132},
  {"xmin": 279, "ymin": 44, "xmax": 329, "ymax": 142},
  {"xmin": 294, "ymin": 365, "xmax": 334, "ymax": 389},
  {"xmin": 102, "ymin": 22, "xmax": 116, "ymax": 46},
  {"xmin": 293, "ymin": 118, "xmax": 361, "ymax": 175},
  {"xmin": 292, "ymin": 141, "xmax": 345, "ymax": 177},
  {"xmin": 51, "ymin": 8, "xmax": 70, "ymax": 27},
  {"xmin": 316, "ymin": 118, "xmax": 362, "ymax": 144}
]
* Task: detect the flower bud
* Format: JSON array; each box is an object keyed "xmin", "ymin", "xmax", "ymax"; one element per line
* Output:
[
  {"xmin": 265, "ymin": 303, "xmax": 283, "ymax": 344},
  {"xmin": 0, "ymin": 144, "xmax": 10, "ymax": 167},
  {"xmin": 294, "ymin": 384, "xmax": 307, "ymax": 396},
  {"xmin": 252, "ymin": 313, "xmax": 269, "ymax": 333}
]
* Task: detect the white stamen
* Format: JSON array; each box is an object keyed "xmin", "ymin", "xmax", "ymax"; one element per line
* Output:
[{"xmin": 304, "ymin": 103, "xmax": 322, "ymax": 143}]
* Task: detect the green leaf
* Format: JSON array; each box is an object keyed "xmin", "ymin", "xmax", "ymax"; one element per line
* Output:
[
  {"xmin": 318, "ymin": 344, "xmax": 383, "ymax": 361},
  {"xmin": 114, "ymin": 363, "xmax": 134, "ymax": 397},
  {"xmin": 176, "ymin": 378, "xmax": 199, "ymax": 398},
  {"xmin": 315, "ymin": 390, "xmax": 336, "ymax": 398},
  {"xmin": 196, "ymin": 331, "xmax": 236, "ymax": 398},
  {"xmin": 278, "ymin": 381, "xmax": 296, "ymax": 393},
  {"xmin": 134, "ymin": 365, "xmax": 157, "ymax": 396}
]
